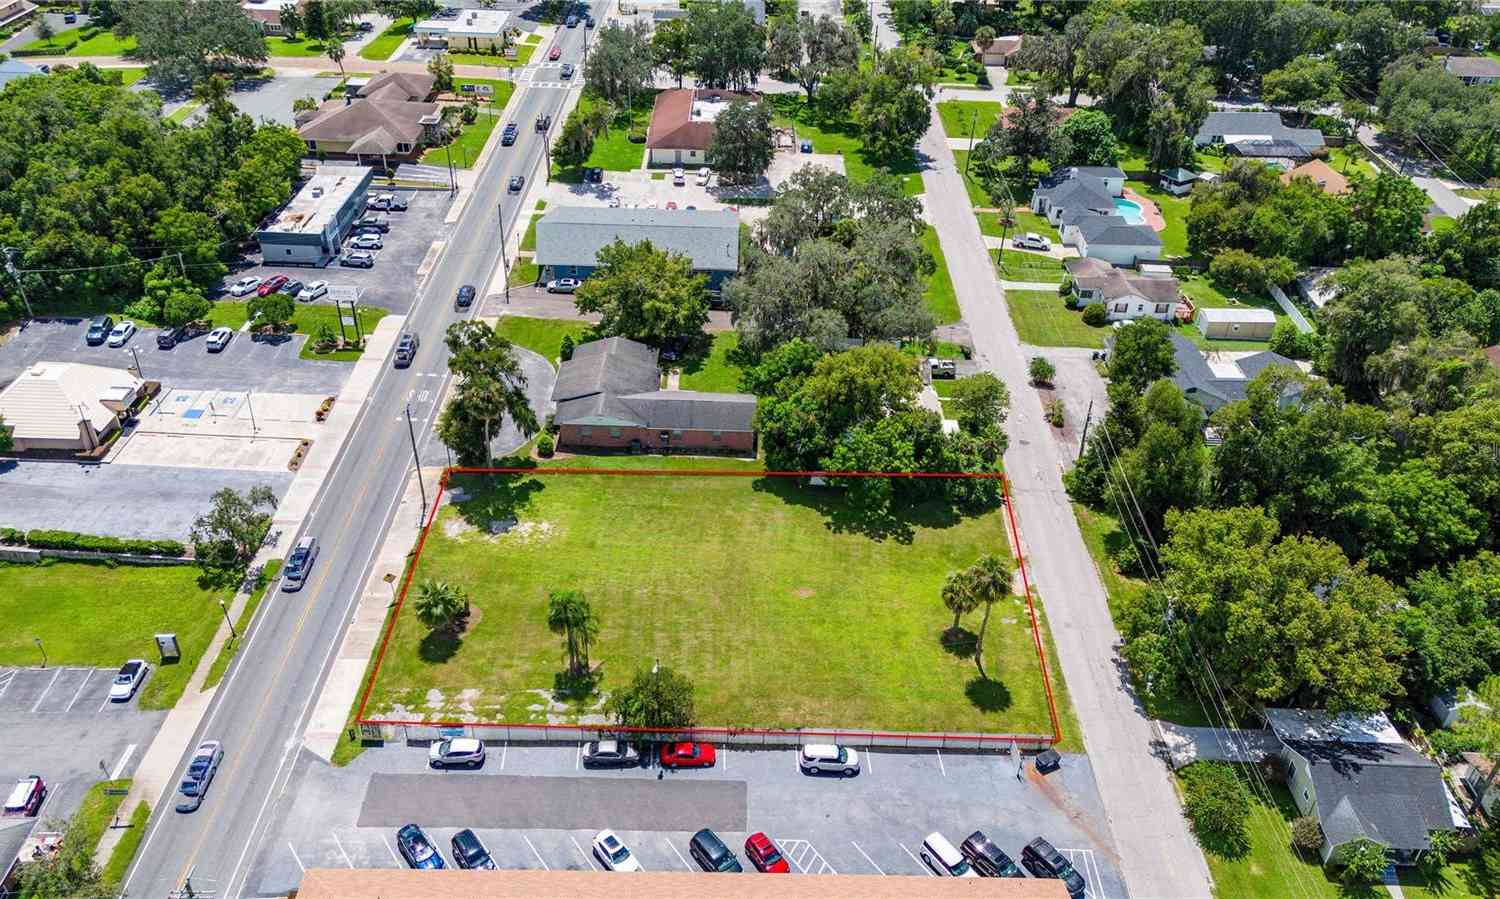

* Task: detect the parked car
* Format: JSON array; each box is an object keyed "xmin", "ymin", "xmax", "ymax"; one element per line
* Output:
[
  {"xmin": 744, "ymin": 832, "xmax": 790, "ymax": 873},
  {"xmin": 1022, "ymin": 838, "xmax": 1086, "ymax": 896},
  {"xmin": 688, "ymin": 829, "xmax": 742, "ymax": 872},
  {"xmin": 257, "ymin": 274, "xmax": 289, "ymax": 297},
  {"xmin": 672, "ymin": 167, "xmax": 685, "ymax": 185},
  {"xmin": 355, "ymin": 213, "xmax": 389, "ymax": 233},
  {"xmin": 800, "ymin": 139, "xmax": 813, "ymax": 153},
  {"xmin": 565, "ymin": 13, "xmax": 578, "ymax": 26},
  {"xmin": 388, "ymin": 194, "xmax": 409, "ymax": 212},
  {"xmin": 535, "ymin": 113, "xmax": 552, "ymax": 132},
  {"xmin": 561, "ymin": 62, "xmax": 575, "ymax": 78},
  {"xmin": 396, "ymin": 824, "xmax": 446, "ymax": 869},
  {"xmin": 341, "ymin": 251, "xmax": 375, "ymax": 268},
  {"xmin": 85, "ymin": 315, "xmax": 114, "ymax": 345},
  {"xmin": 548, "ymin": 45, "xmax": 561, "ymax": 61},
  {"xmin": 368, "ymin": 193, "xmax": 395, "ymax": 210},
  {"xmin": 799, "ymin": 743, "xmax": 859, "ymax": 776},
  {"xmin": 297, "ymin": 280, "xmax": 328, "ymax": 302},
  {"xmin": 607, "ymin": 196, "xmax": 621, "ymax": 208},
  {"xmin": 349, "ymin": 233, "xmax": 383, "ymax": 250},
  {"xmin": 508, "ymin": 175, "xmax": 525, "ymax": 193},
  {"xmin": 450, "ymin": 829, "xmax": 495, "ymax": 869},
  {"xmin": 585, "ymin": 14, "xmax": 595, "ymax": 26},
  {"xmin": 455, "ymin": 284, "xmax": 476, "ymax": 309},
  {"xmin": 545, "ymin": 277, "xmax": 580, "ymax": 294},
  {"xmin": 1013, "ymin": 232, "xmax": 1052, "ymax": 252},
  {"xmin": 920, "ymin": 832, "xmax": 980, "ymax": 878},
  {"xmin": 696, "ymin": 166, "xmax": 711, "ymax": 185},
  {"xmin": 659, "ymin": 741, "xmax": 716, "ymax": 769},
  {"xmin": 157, "ymin": 322, "xmax": 207, "ymax": 349},
  {"xmin": 502, "ymin": 123, "xmax": 519, "ymax": 145},
  {"xmin": 106, "ymin": 320, "xmax": 137, "ymax": 347},
  {"xmin": 205, "ymin": 326, "xmax": 234, "ymax": 352},
  {"xmin": 109, "ymin": 659, "xmax": 149, "ymax": 701},
  {"xmin": 665, "ymin": 201, "xmax": 678, "ymax": 210},
  {"xmin": 581, "ymin": 739, "xmax": 639, "ymax": 768},
  {"xmin": 929, "ymin": 357, "xmax": 957, "ymax": 379},
  {"xmin": 358, "ymin": 19, "xmax": 373, "ymax": 30},
  {"xmin": 394, "ymin": 332, "xmax": 420, "ymax": 368},
  {"xmin": 585, "ymin": 167, "xmax": 604, "ymax": 183},
  {"xmin": 228, "ymin": 276, "xmax": 262, "ymax": 297},
  {"xmin": 280, "ymin": 536, "xmax": 319, "ymax": 592},
  {"xmin": 961, "ymin": 831, "xmax": 1025, "ymax": 878},
  {"xmin": 3, "ymin": 776, "xmax": 45, "ymax": 817},
  {"xmin": 174, "ymin": 740, "xmax": 224, "ymax": 813},
  {"xmin": 279, "ymin": 278, "xmax": 304, "ymax": 297},
  {"xmin": 63, "ymin": 11, "xmax": 76, "ymax": 23},
  {"xmin": 592, "ymin": 829, "xmax": 641, "ymax": 872},
  {"xmin": 428, "ymin": 736, "xmax": 483, "ymax": 769}
]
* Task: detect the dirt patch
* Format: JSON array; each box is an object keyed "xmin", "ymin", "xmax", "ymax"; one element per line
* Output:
[
  {"xmin": 493, "ymin": 520, "xmax": 556, "ymax": 545},
  {"xmin": 794, "ymin": 587, "xmax": 815, "ymax": 599},
  {"xmin": 443, "ymin": 516, "xmax": 478, "ymax": 538}
]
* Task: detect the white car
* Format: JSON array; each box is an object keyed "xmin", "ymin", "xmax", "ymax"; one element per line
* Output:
[
  {"xmin": 799, "ymin": 743, "xmax": 860, "ymax": 776},
  {"xmin": 205, "ymin": 326, "xmax": 234, "ymax": 352},
  {"xmin": 109, "ymin": 659, "xmax": 149, "ymax": 701},
  {"xmin": 297, "ymin": 280, "xmax": 328, "ymax": 302},
  {"xmin": 546, "ymin": 278, "xmax": 580, "ymax": 294},
  {"xmin": 106, "ymin": 320, "xmax": 136, "ymax": 347},
  {"xmin": 672, "ymin": 167, "xmax": 685, "ymax": 185},
  {"xmin": 349, "ymin": 233, "xmax": 383, "ymax": 250},
  {"xmin": 696, "ymin": 166, "xmax": 711, "ymax": 186},
  {"xmin": 607, "ymin": 196, "xmax": 621, "ymax": 208},
  {"xmin": 1012, "ymin": 232, "xmax": 1052, "ymax": 252},
  {"xmin": 228, "ymin": 276, "xmax": 262, "ymax": 297},
  {"xmin": 592, "ymin": 830, "xmax": 642, "ymax": 872},
  {"xmin": 428, "ymin": 737, "xmax": 485, "ymax": 769},
  {"xmin": 368, "ymin": 192, "xmax": 395, "ymax": 210}
]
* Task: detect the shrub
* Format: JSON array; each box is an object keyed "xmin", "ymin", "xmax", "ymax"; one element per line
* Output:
[
  {"xmin": 1179, "ymin": 762, "xmax": 1252, "ymax": 858},
  {"xmin": 1028, "ymin": 356, "xmax": 1056, "ymax": 386},
  {"xmin": 1044, "ymin": 399, "xmax": 1064, "ymax": 427},
  {"xmin": 1081, "ymin": 303, "xmax": 1107, "ymax": 326},
  {"xmin": 1337, "ymin": 839, "xmax": 1390, "ymax": 884},
  {"xmin": 0, "ymin": 527, "xmax": 24, "ymax": 545},
  {"xmin": 1309, "ymin": 114, "xmax": 1352, "ymax": 139},
  {"xmin": 559, "ymin": 334, "xmax": 576, "ymax": 362},
  {"xmin": 537, "ymin": 433, "xmax": 555, "ymax": 457},
  {"xmin": 22, "ymin": 529, "xmax": 186, "ymax": 557},
  {"xmin": 1291, "ymin": 815, "xmax": 1325, "ymax": 851}
]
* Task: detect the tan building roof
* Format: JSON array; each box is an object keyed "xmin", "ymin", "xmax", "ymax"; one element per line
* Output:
[
  {"xmin": 0, "ymin": 361, "xmax": 141, "ymax": 442},
  {"xmin": 646, "ymin": 88, "xmax": 758, "ymax": 151},
  {"xmin": 356, "ymin": 71, "xmax": 437, "ymax": 102},
  {"xmin": 295, "ymin": 868, "xmax": 1071, "ymax": 898},
  {"xmin": 298, "ymin": 98, "xmax": 439, "ymax": 151},
  {"xmin": 1280, "ymin": 158, "xmax": 1348, "ymax": 195}
]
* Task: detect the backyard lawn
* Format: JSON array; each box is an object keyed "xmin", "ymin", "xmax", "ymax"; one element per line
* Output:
[
  {"xmin": 1125, "ymin": 179, "xmax": 1189, "ymax": 258},
  {"xmin": 1006, "ymin": 289, "xmax": 1107, "ymax": 348},
  {"xmin": 494, "ymin": 315, "xmax": 591, "ymax": 367},
  {"xmin": 993, "ymin": 249, "xmax": 1066, "ymax": 283},
  {"xmin": 679, "ymin": 331, "xmax": 745, "ymax": 393},
  {"xmin": 358, "ymin": 18, "xmax": 412, "ymax": 60},
  {"xmin": 937, "ymin": 99, "xmax": 1005, "ymax": 140},
  {"xmin": 768, "ymin": 95, "xmax": 922, "ymax": 196},
  {"xmin": 363, "ymin": 458, "xmax": 1068, "ymax": 736},
  {"xmin": 0, "ymin": 561, "xmax": 227, "ymax": 710},
  {"xmin": 923, "ymin": 226, "xmax": 961, "ymax": 325},
  {"xmin": 20, "ymin": 25, "xmax": 135, "ymax": 56},
  {"xmin": 1177, "ymin": 275, "xmax": 1294, "ymax": 351}
]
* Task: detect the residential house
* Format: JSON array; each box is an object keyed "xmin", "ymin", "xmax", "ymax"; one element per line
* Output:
[
  {"xmin": 1065, "ymin": 257, "xmax": 1183, "ymax": 323},
  {"xmin": 1446, "ymin": 55, "xmax": 1500, "ymax": 85},
  {"xmin": 1193, "ymin": 111, "xmax": 1326, "ymax": 157},
  {"xmin": 1066, "ymin": 213, "xmax": 1163, "ymax": 267},
  {"xmin": 0, "ymin": 362, "xmax": 143, "ymax": 453},
  {"xmin": 1030, "ymin": 172, "xmax": 1115, "ymax": 226},
  {"xmin": 551, "ymin": 337, "xmax": 757, "ymax": 454},
  {"xmin": 1266, "ymin": 708, "xmax": 1464, "ymax": 866},
  {"xmin": 255, "ymin": 164, "xmax": 374, "ymax": 266},
  {"xmin": 241, "ymin": 0, "xmax": 305, "ymax": 35},
  {"xmin": 1168, "ymin": 332, "xmax": 1302, "ymax": 414},
  {"xmin": 0, "ymin": 58, "xmax": 41, "ymax": 91},
  {"xmin": 1459, "ymin": 753, "xmax": 1498, "ymax": 818},
  {"xmin": 534, "ymin": 206, "xmax": 740, "ymax": 291},
  {"xmin": 1159, "ymin": 167, "xmax": 1199, "ymax": 197},
  {"xmin": 354, "ymin": 72, "xmax": 437, "ymax": 102},
  {"xmin": 296, "ymin": 85, "xmax": 443, "ymax": 164},
  {"xmin": 1296, "ymin": 266, "xmax": 1341, "ymax": 310},
  {"xmin": 645, "ymin": 88, "xmax": 758, "ymax": 167},
  {"xmin": 1280, "ymin": 159, "xmax": 1349, "ymax": 195},
  {"xmin": 1196, "ymin": 306, "xmax": 1277, "ymax": 341},
  {"xmin": 414, "ymin": 8, "xmax": 509, "ymax": 52},
  {"xmin": 972, "ymin": 34, "xmax": 1023, "ymax": 65},
  {"xmin": 1031, "ymin": 168, "xmax": 1159, "ymax": 265}
]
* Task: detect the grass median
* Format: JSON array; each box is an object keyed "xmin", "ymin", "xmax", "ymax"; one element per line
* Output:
[
  {"xmin": 102, "ymin": 799, "xmax": 151, "ymax": 886},
  {"xmin": 202, "ymin": 560, "xmax": 282, "ymax": 690}
]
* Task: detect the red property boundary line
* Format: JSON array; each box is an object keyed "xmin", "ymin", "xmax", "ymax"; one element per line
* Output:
[{"xmin": 355, "ymin": 467, "xmax": 1063, "ymax": 749}]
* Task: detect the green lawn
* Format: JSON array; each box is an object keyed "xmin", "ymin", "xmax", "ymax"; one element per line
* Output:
[
  {"xmin": 166, "ymin": 100, "xmax": 201, "ymax": 125},
  {"xmin": 679, "ymin": 331, "xmax": 745, "ymax": 392},
  {"xmin": 993, "ymin": 249, "xmax": 1066, "ymax": 283},
  {"xmin": 1192, "ymin": 767, "xmax": 1345, "ymax": 899},
  {"xmin": 495, "ymin": 315, "xmax": 591, "ymax": 367},
  {"xmin": 554, "ymin": 92, "xmax": 655, "ymax": 179},
  {"xmin": 0, "ymin": 561, "xmax": 226, "ymax": 710},
  {"xmin": 266, "ymin": 36, "xmax": 338, "ymax": 57},
  {"xmin": 937, "ymin": 99, "xmax": 1005, "ymax": 140},
  {"xmin": 519, "ymin": 213, "xmax": 539, "ymax": 252},
  {"xmin": 1457, "ymin": 187, "xmax": 1500, "ymax": 202},
  {"xmin": 768, "ymin": 94, "xmax": 923, "ymax": 196},
  {"xmin": 1323, "ymin": 145, "xmax": 1381, "ymax": 178},
  {"xmin": 109, "ymin": 66, "xmax": 148, "ymax": 86},
  {"xmin": 951, "ymin": 150, "xmax": 993, "ymax": 207},
  {"xmin": 1124, "ymin": 179, "xmax": 1189, "ymax": 258},
  {"xmin": 102, "ymin": 800, "xmax": 151, "ymax": 886},
  {"xmin": 70, "ymin": 779, "xmax": 132, "ymax": 851},
  {"xmin": 364, "ymin": 458, "xmax": 1068, "ymax": 737},
  {"xmin": 20, "ymin": 25, "xmax": 136, "ymax": 56},
  {"xmin": 1006, "ymin": 289, "xmax": 1107, "ymax": 348},
  {"xmin": 922, "ymin": 226, "xmax": 961, "ymax": 325},
  {"xmin": 1428, "ymin": 215, "xmax": 1458, "ymax": 234},
  {"xmin": 201, "ymin": 301, "xmax": 387, "ymax": 361},
  {"xmin": 202, "ymin": 561, "xmax": 281, "ymax": 690},
  {"xmin": 1397, "ymin": 858, "xmax": 1500, "ymax": 899},
  {"xmin": 358, "ymin": 18, "xmax": 412, "ymax": 60},
  {"xmin": 978, "ymin": 209, "xmax": 1059, "ymax": 242},
  {"xmin": 421, "ymin": 94, "xmax": 515, "ymax": 170},
  {"xmin": 447, "ymin": 42, "xmax": 537, "ymax": 67},
  {"xmin": 1177, "ymin": 275, "xmax": 1291, "ymax": 351},
  {"xmin": 508, "ymin": 258, "xmax": 540, "ymax": 287}
]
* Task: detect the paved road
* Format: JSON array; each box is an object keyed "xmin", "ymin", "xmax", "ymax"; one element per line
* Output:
[
  {"xmin": 117, "ymin": 7, "xmax": 606, "ymax": 897},
  {"xmin": 919, "ymin": 105, "xmax": 1212, "ymax": 898}
]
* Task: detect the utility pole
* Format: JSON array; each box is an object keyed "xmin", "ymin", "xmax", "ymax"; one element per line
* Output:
[
  {"xmin": 541, "ymin": 127, "xmax": 552, "ymax": 184},
  {"xmin": 2, "ymin": 247, "xmax": 35, "ymax": 319},
  {"xmin": 497, "ymin": 203, "xmax": 511, "ymax": 303},
  {"xmin": 444, "ymin": 142, "xmax": 457, "ymax": 194},
  {"xmin": 405, "ymin": 403, "xmax": 428, "ymax": 526},
  {"xmin": 1077, "ymin": 399, "xmax": 1093, "ymax": 462},
  {"xmin": 218, "ymin": 598, "xmax": 237, "ymax": 639},
  {"xmin": 965, "ymin": 110, "xmax": 978, "ymax": 176}
]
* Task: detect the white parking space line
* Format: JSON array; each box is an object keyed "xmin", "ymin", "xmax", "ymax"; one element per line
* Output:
[
  {"xmin": 382, "ymin": 835, "xmax": 402, "ymax": 866},
  {"xmin": 331, "ymin": 832, "xmax": 354, "ymax": 868},
  {"xmin": 779, "ymin": 839, "xmax": 837, "ymax": 875},
  {"xmin": 721, "ymin": 746, "xmax": 728, "ymax": 771},
  {"xmin": 569, "ymin": 835, "xmax": 598, "ymax": 871},
  {"xmin": 522, "ymin": 835, "xmax": 550, "ymax": 870},
  {"xmin": 850, "ymin": 840, "xmax": 885, "ymax": 875},
  {"xmin": 575, "ymin": 744, "xmax": 581, "ymax": 770},
  {"xmin": 34, "ymin": 779, "xmax": 62, "ymax": 819},
  {"xmin": 286, "ymin": 843, "xmax": 305, "ymax": 873},
  {"xmin": 865, "ymin": 750, "xmax": 873, "ymax": 774},
  {"xmin": 1063, "ymin": 848, "xmax": 1106, "ymax": 899},
  {"xmin": 935, "ymin": 748, "xmax": 946, "ymax": 777},
  {"xmin": 30, "ymin": 667, "xmax": 62, "ymax": 712},
  {"xmin": 63, "ymin": 668, "xmax": 96, "ymax": 712},
  {"xmin": 109, "ymin": 744, "xmax": 137, "ymax": 780},
  {"xmin": 500, "ymin": 742, "xmax": 508, "ymax": 769},
  {"xmin": 0, "ymin": 669, "xmax": 15, "ymax": 703},
  {"xmin": 666, "ymin": 838, "xmax": 693, "ymax": 871},
  {"xmin": 900, "ymin": 843, "xmax": 933, "ymax": 875}
]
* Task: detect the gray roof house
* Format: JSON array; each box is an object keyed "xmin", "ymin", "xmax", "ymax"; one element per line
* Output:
[
  {"xmin": 1169, "ymin": 332, "xmax": 1302, "ymax": 414},
  {"xmin": 1446, "ymin": 55, "xmax": 1500, "ymax": 85},
  {"xmin": 1030, "ymin": 172, "xmax": 1115, "ymax": 225},
  {"xmin": 534, "ymin": 207, "xmax": 741, "ymax": 290},
  {"xmin": 0, "ymin": 58, "xmax": 42, "ymax": 91},
  {"xmin": 1063, "ymin": 212, "xmax": 1162, "ymax": 267},
  {"xmin": 1267, "ymin": 708, "xmax": 1464, "ymax": 866},
  {"xmin": 1194, "ymin": 111, "xmax": 1326, "ymax": 155},
  {"xmin": 1066, "ymin": 257, "xmax": 1182, "ymax": 323}
]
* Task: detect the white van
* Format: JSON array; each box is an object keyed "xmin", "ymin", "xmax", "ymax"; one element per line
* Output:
[{"xmin": 920, "ymin": 832, "xmax": 979, "ymax": 878}]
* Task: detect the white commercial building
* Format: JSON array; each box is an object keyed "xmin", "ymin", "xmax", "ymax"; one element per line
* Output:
[
  {"xmin": 0, "ymin": 362, "xmax": 143, "ymax": 452},
  {"xmin": 254, "ymin": 165, "xmax": 374, "ymax": 266},
  {"xmin": 414, "ymin": 8, "xmax": 509, "ymax": 51}
]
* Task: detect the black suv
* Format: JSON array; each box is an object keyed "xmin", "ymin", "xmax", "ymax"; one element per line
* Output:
[
  {"xmin": 157, "ymin": 322, "xmax": 207, "ymax": 349},
  {"xmin": 85, "ymin": 315, "xmax": 114, "ymax": 346},
  {"xmin": 501, "ymin": 123, "xmax": 519, "ymax": 146},
  {"xmin": 689, "ymin": 829, "xmax": 742, "ymax": 873},
  {"xmin": 394, "ymin": 333, "xmax": 420, "ymax": 368},
  {"xmin": 356, "ymin": 213, "xmax": 389, "ymax": 233},
  {"xmin": 455, "ymin": 284, "xmax": 476, "ymax": 309},
  {"xmin": 535, "ymin": 113, "xmax": 551, "ymax": 132},
  {"xmin": 1022, "ymin": 837, "xmax": 1087, "ymax": 897},
  {"xmin": 961, "ymin": 831, "xmax": 1024, "ymax": 878},
  {"xmin": 450, "ymin": 829, "xmax": 496, "ymax": 870}
]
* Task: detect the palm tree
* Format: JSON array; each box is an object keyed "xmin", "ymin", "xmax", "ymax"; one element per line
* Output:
[
  {"xmin": 941, "ymin": 569, "xmax": 979, "ymax": 633},
  {"xmin": 546, "ymin": 589, "xmax": 600, "ymax": 675},
  {"xmin": 965, "ymin": 555, "xmax": 1013, "ymax": 678},
  {"xmin": 326, "ymin": 39, "xmax": 346, "ymax": 76},
  {"xmin": 413, "ymin": 579, "xmax": 468, "ymax": 632}
]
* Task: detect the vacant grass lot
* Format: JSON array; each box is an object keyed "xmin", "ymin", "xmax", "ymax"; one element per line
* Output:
[
  {"xmin": 266, "ymin": 36, "xmax": 338, "ymax": 57},
  {"xmin": 950, "ymin": 151, "xmax": 993, "ymax": 207},
  {"xmin": 678, "ymin": 331, "xmax": 744, "ymax": 393},
  {"xmin": 1006, "ymin": 289, "xmax": 1106, "ymax": 348},
  {"xmin": 365, "ymin": 458, "xmax": 1063, "ymax": 736},
  {"xmin": 20, "ymin": 25, "xmax": 135, "ymax": 56},
  {"xmin": 494, "ymin": 315, "xmax": 591, "ymax": 367},
  {"xmin": 768, "ymin": 95, "xmax": 922, "ymax": 196},
  {"xmin": 937, "ymin": 99, "xmax": 1005, "ymax": 140},
  {"xmin": 554, "ymin": 93, "xmax": 655, "ymax": 179},
  {"xmin": 0, "ymin": 561, "xmax": 225, "ymax": 710},
  {"xmin": 994, "ymin": 249, "xmax": 1066, "ymax": 283},
  {"xmin": 922, "ymin": 226, "xmax": 961, "ymax": 324},
  {"xmin": 358, "ymin": 18, "xmax": 412, "ymax": 60}
]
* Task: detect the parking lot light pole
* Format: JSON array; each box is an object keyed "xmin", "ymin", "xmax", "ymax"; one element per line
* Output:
[
  {"xmin": 34, "ymin": 637, "xmax": 46, "ymax": 668},
  {"xmin": 128, "ymin": 345, "xmax": 144, "ymax": 379},
  {"xmin": 218, "ymin": 598, "xmax": 237, "ymax": 639}
]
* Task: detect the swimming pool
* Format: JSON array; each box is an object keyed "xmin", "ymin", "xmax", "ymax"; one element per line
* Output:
[{"xmin": 1113, "ymin": 198, "xmax": 1146, "ymax": 225}]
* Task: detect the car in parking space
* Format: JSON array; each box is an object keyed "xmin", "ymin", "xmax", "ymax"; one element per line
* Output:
[
  {"xmin": 428, "ymin": 736, "xmax": 484, "ymax": 769},
  {"xmin": 592, "ymin": 829, "xmax": 641, "ymax": 872},
  {"xmin": 565, "ymin": 13, "xmax": 578, "ymax": 26},
  {"xmin": 280, "ymin": 536, "xmax": 319, "ymax": 593},
  {"xmin": 106, "ymin": 320, "xmax": 137, "ymax": 347},
  {"xmin": 1013, "ymin": 232, "xmax": 1053, "ymax": 252},
  {"xmin": 455, "ymin": 284, "xmax": 476, "ymax": 309},
  {"xmin": 688, "ymin": 829, "xmax": 742, "ymax": 872},
  {"xmin": 3, "ymin": 776, "xmax": 46, "ymax": 817},
  {"xmin": 228, "ymin": 275, "xmax": 263, "ymax": 297},
  {"xmin": 502, "ymin": 123, "xmax": 519, "ymax": 145},
  {"xmin": 659, "ymin": 741, "xmax": 716, "ymax": 769},
  {"xmin": 450, "ymin": 829, "xmax": 496, "ymax": 869},
  {"xmin": 368, "ymin": 193, "xmax": 395, "ymax": 210},
  {"xmin": 205, "ymin": 326, "xmax": 234, "ymax": 352},
  {"xmin": 157, "ymin": 322, "xmax": 207, "ymax": 349},
  {"xmin": 586, "ymin": 13, "xmax": 595, "ymax": 26},
  {"xmin": 349, "ymin": 232, "xmax": 383, "ymax": 250},
  {"xmin": 388, "ymin": 194, "xmax": 409, "ymax": 211},
  {"xmin": 921, "ymin": 832, "xmax": 980, "ymax": 878},
  {"xmin": 1022, "ymin": 837, "xmax": 1087, "ymax": 896},
  {"xmin": 85, "ymin": 315, "xmax": 114, "ymax": 345},
  {"xmin": 581, "ymin": 739, "xmax": 639, "ymax": 768},
  {"xmin": 607, "ymin": 196, "xmax": 621, "ymax": 208},
  {"xmin": 961, "ymin": 831, "xmax": 1025, "ymax": 878},
  {"xmin": 561, "ymin": 62, "xmax": 575, "ymax": 78},
  {"xmin": 394, "ymin": 332, "xmax": 420, "ymax": 368},
  {"xmin": 508, "ymin": 175, "xmax": 525, "ymax": 193},
  {"xmin": 545, "ymin": 277, "xmax": 580, "ymax": 294},
  {"xmin": 174, "ymin": 740, "xmax": 224, "ymax": 813},
  {"xmin": 665, "ymin": 201, "xmax": 678, "ymax": 210},
  {"xmin": 744, "ymin": 832, "xmax": 790, "ymax": 873},
  {"xmin": 535, "ymin": 113, "xmax": 552, "ymax": 131},
  {"xmin": 548, "ymin": 45, "xmax": 561, "ymax": 61},
  {"xmin": 672, "ymin": 166, "xmax": 685, "ymax": 185},
  {"xmin": 109, "ymin": 659, "xmax": 149, "ymax": 701},
  {"xmin": 63, "ymin": 11, "xmax": 76, "ymax": 22},
  {"xmin": 799, "ymin": 743, "xmax": 859, "ymax": 776},
  {"xmin": 355, "ymin": 212, "xmax": 389, "ymax": 233},
  {"xmin": 696, "ymin": 166, "xmax": 711, "ymax": 185},
  {"xmin": 341, "ymin": 250, "xmax": 375, "ymax": 268},
  {"xmin": 396, "ymin": 824, "xmax": 446, "ymax": 869},
  {"xmin": 279, "ymin": 278, "xmax": 304, "ymax": 297},
  {"xmin": 297, "ymin": 280, "xmax": 328, "ymax": 302},
  {"xmin": 585, "ymin": 166, "xmax": 603, "ymax": 183},
  {"xmin": 256, "ymin": 274, "xmax": 289, "ymax": 297}
]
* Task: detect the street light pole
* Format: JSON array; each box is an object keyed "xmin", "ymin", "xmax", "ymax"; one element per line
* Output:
[
  {"xmin": 2, "ymin": 247, "xmax": 35, "ymax": 319},
  {"xmin": 218, "ymin": 598, "xmax": 238, "ymax": 639},
  {"xmin": 34, "ymin": 637, "xmax": 46, "ymax": 668},
  {"xmin": 129, "ymin": 345, "xmax": 144, "ymax": 379},
  {"xmin": 497, "ymin": 203, "xmax": 511, "ymax": 303},
  {"xmin": 444, "ymin": 142, "xmax": 457, "ymax": 195},
  {"xmin": 405, "ymin": 403, "xmax": 428, "ymax": 526}
]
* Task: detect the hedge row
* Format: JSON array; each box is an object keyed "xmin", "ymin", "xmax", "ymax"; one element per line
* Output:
[
  {"xmin": 0, "ymin": 528, "xmax": 187, "ymax": 557},
  {"xmin": 12, "ymin": 41, "xmax": 79, "ymax": 56}
]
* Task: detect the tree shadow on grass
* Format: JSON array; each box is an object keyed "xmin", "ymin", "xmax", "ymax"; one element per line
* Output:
[
  {"xmin": 941, "ymin": 627, "xmax": 979, "ymax": 659},
  {"xmin": 552, "ymin": 667, "xmax": 602, "ymax": 702},
  {"xmin": 450, "ymin": 472, "xmax": 547, "ymax": 531},
  {"xmin": 965, "ymin": 676, "xmax": 1012, "ymax": 713},
  {"xmin": 751, "ymin": 476, "xmax": 964, "ymax": 544},
  {"xmin": 419, "ymin": 628, "xmax": 462, "ymax": 664}
]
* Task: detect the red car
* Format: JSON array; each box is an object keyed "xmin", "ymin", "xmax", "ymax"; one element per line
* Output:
[
  {"xmin": 4, "ymin": 776, "xmax": 46, "ymax": 817},
  {"xmin": 744, "ymin": 832, "xmax": 790, "ymax": 873},
  {"xmin": 257, "ymin": 274, "xmax": 288, "ymax": 297},
  {"xmin": 549, "ymin": 45, "xmax": 561, "ymax": 61},
  {"xmin": 659, "ymin": 741, "xmax": 716, "ymax": 769}
]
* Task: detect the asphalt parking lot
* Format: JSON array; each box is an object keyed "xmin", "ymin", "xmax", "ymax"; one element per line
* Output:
[
  {"xmin": 250, "ymin": 743, "xmax": 1123, "ymax": 897},
  {"xmin": 0, "ymin": 666, "xmax": 166, "ymax": 826},
  {"xmin": 225, "ymin": 73, "xmax": 338, "ymax": 127}
]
